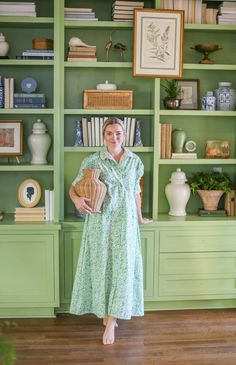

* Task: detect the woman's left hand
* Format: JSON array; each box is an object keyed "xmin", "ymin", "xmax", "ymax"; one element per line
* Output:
[{"xmin": 139, "ymin": 217, "xmax": 153, "ymax": 225}]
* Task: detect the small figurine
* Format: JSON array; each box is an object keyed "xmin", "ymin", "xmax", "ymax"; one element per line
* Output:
[{"xmin": 105, "ymin": 32, "xmax": 114, "ymax": 62}]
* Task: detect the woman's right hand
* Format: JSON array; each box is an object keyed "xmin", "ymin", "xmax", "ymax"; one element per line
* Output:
[{"xmin": 74, "ymin": 196, "xmax": 93, "ymax": 214}]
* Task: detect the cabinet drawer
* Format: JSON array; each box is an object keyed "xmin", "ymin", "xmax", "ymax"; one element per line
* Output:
[
  {"xmin": 160, "ymin": 230, "xmax": 236, "ymax": 253},
  {"xmin": 160, "ymin": 252, "xmax": 236, "ymax": 275}
]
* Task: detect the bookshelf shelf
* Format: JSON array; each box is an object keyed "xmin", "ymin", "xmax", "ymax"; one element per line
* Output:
[
  {"xmin": 0, "ymin": 164, "xmax": 54, "ymax": 172},
  {"xmin": 64, "ymin": 62, "xmax": 132, "ymax": 68},
  {"xmin": 0, "ymin": 60, "xmax": 54, "ymax": 66},
  {"xmin": 184, "ymin": 64, "xmax": 236, "ymax": 71},
  {"xmin": 0, "ymin": 16, "xmax": 53, "ymax": 26},
  {"xmin": 185, "ymin": 24, "xmax": 236, "ymax": 31},
  {"xmin": 64, "ymin": 109, "xmax": 154, "ymax": 115},
  {"xmin": 0, "ymin": 109, "xmax": 55, "ymax": 114},
  {"xmin": 158, "ymin": 159, "xmax": 236, "ymax": 165},
  {"xmin": 64, "ymin": 20, "xmax": 133, "ymax": 29},
  {"xmin": 64, "ymin": 147, "xmax": 154, "ymax": 153},
  {"xmin": 159, "ymin": 110, "xmax": 236, "ymax": 117}
]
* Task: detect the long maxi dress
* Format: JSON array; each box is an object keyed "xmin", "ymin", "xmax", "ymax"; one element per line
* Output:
[{"xmin": 70, "ymin": 147, "xmax": 144, "ymax": 320}]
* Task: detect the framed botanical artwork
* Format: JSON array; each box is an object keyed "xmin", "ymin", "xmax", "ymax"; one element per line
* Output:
[
  {"xmin": 17, "ymin": 178, "xmax": 42, "ymax": 208},
  {"xmin": 0, "ymin": 120, "xmax": 23, "ymax": 156},
  {"xmin": 205, "ymin": 140, "xmax": 230, "ymax": 159},
  {"xmin": 133, "ymin": 9, "xmax": 184, "ymax": 78},
  {"xmin": 179, "ymin": 79, "xmax": 200, "ymax": 110}
]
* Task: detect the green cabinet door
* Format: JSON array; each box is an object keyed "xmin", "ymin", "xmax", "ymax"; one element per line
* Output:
[{"xmin": 0, "ymin": 232, "xmax": 59, "ymax": 317}]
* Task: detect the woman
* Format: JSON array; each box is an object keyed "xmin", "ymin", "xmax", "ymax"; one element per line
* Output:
[{"xmin": 69, "ymin": 117, "xmax": 151, "ymax": 345}]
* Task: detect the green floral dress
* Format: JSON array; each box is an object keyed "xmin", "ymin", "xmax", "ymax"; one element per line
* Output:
[{"xmin": 70, "ymin": 147, "xmax": 144, "ymax": 320}]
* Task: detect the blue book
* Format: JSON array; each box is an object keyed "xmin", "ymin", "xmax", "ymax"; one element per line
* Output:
[
  {"xmin": 16, "ymin": 55, "xmax": 54, "ymax": 60},
  {"xmin": 14, "ymin": 103, "xmax": 46, "ymax": 108}
]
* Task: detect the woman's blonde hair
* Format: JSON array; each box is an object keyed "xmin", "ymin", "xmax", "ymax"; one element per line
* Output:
[{"xmin": 102, "ymin": 117, "xmax": 126, "ymax": 136}]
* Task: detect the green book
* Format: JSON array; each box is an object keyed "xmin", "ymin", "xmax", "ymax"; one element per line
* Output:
[{"xmin": 199, "ymin": 209, "xmax": 227, "ymax": 217}]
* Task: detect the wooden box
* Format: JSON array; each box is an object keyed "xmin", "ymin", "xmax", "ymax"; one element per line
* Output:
[
  {"xmin": 83, "ymin": 90, "xmax": 133, "ymax": 109},
  {"xmin": 32, "ymin": 38, "xmax": 53, "ymax": 50}
]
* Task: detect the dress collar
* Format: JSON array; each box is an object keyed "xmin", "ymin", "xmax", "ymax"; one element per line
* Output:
[{"xmin": 100, "ymin": 146, "xmax": 132, "ymax": 161}]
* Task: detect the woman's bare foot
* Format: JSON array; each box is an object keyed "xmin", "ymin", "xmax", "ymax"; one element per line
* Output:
[
  {"xmin": 103, "ymin": 316, "xmax": 118, "ymax": 327},
  {"xmin": 103, "ymin": 316, "xmax": 117, "ymax": 345}
]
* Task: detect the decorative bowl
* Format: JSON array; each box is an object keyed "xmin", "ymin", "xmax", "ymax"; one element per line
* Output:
[{"xmin": 191, "ymin": 43, "xmax": 222, "ymax": 64}]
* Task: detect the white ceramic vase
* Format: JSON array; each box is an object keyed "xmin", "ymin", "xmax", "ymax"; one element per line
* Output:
[
  {"xmin": 0, "ymin": 33, "xmax": 9, "ymax": 57},
  {"xmin": 28, "ymin": 119, "xmax": 51, "ymax": 164},
  {"xmin": 165, "ymin": 168, "xmax": 190, "ymax": 216}
]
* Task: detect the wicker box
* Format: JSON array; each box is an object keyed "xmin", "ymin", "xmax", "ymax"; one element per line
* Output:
[
  {"xmin": 32, "ymin": 38, "xmax": 53, "ymax": 50},
  {"xmin": 83, "ymin": 90, "xmax": 133, "ymax": 109}
]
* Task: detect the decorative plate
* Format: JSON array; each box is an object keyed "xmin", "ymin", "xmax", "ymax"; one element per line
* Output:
[
  {"xmin": 185, "ymin": 140, "xmax": 197, "ymax": 153},
  {"xmin": 17, "ymin": 178, "xmax": 41, "ymax": 208},
  {"xmin": 21, "ymin": 77, "xmax": 37, "ymax": 93}
]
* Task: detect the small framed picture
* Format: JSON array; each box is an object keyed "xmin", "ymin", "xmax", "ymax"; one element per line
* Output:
[
  {"xmin": 133, "ymin": 9, "xmax": 184, "ymax": 78},
  {"xmin": 17, "ymin": 178, "xmax": 42, "ymax": 208},
  {"xmin": 179, "ymin": 79, "xmax": 199, "ymax": 110},
  {"xmin": 0, "ymin": 120, "xmax": 23, "ymax": 156},
  {"xmin": 205, "ymin": 140, "xmax": 230, "ymax": 159}
]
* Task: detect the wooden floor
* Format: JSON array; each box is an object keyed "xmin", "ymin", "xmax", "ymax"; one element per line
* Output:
[{"xmin": 4, "ymin": 309, "xmax": 236, "ymax": 365}]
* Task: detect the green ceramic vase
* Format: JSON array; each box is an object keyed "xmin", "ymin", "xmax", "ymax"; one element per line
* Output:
[{"xmin": 172, "ymin": 129, "xmax": 186, "ymax": 153}]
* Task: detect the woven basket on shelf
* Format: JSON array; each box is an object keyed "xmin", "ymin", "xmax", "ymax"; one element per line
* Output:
[{"xmin": 83, "ymin": 90, "xmax": 133, "ymax": 109}]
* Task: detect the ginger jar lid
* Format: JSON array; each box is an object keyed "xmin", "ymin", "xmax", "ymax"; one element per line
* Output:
[
  {"xmin": 0, "ymin": 33, "xmax": 6, "ymax": 41},
  {"xmin": 96, "ymin": 80, "xmax": 117, "ymax": 90},
  {"xmin": 169, "ymin": 168, "xmax": 187, "ymax": 183},
  {"xmin": 32, "ymin": 119, "xmax": 47, "ymax": 133}
]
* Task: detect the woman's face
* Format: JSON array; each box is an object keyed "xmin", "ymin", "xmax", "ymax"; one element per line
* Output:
[{"xmin": 103, "ymin": 123, "xmax": 125, "ymax": 148}]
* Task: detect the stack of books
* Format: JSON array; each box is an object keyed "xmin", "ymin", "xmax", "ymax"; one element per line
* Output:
[
  {"xmin": 172, "ymin": 152, "xmax": 197, "ymax": 159},
  {"xmin": 14, "ymin": 207, "xmax": 45, "ymax": 222},
  {"xmin": 0, "ymin": 1, "xmax": 36, "ymax": 17},
  {"xmin": 199, "ymin": 209, "xmax": 227, "ymax": 217},
  {"xmin": 80, "ymin": 116, "xmax": 139, "ymax": 147},
  {"xmin": 112, "ymin": 0, "xmax": 144, "ymax": 22},
  {"xmin": 64, "ymin": 7, "xmax": 98, "ymax": 21},
  {"xmin": 217, "ymin": 2, "xmax": 236, "ymax": 24},
  {"xmin": 67, "ymin": 45, "xmax": 97, "ymax": 62},
  {"xmin": 13, "ymin": 93, "xmax": 46, "ymax": 108},
  {"xmin": 16, "ymin": 49, "xmax": 54, "ymax": 60}
]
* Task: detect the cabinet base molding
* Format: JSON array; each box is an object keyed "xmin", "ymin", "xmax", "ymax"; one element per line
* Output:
[
  {"xmin": 0, "ymin": 307, "xmax": 56, "ymax": 318},
  {"xmin": 145, "ymin": 299, "xmax": 236, "ymax": 311}
]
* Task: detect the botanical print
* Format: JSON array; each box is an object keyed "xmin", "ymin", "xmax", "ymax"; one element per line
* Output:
[
  {"xmin": 181, "ymin": 86, "xmax": 193, "ymax": 105},
  {"xmin": 0, "ymin": 128, "xmax": 14, "ymax": 147},
  {"xmin": 146, "ymin": 22, "xmax": 170, "ymax": 63}
]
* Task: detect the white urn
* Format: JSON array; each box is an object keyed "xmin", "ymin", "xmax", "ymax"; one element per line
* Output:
[
  {"xmin": 165, "ymin": 168, "xmax": 190, "ymax": 217},
  {"xmin": 28, "ymin": 119, "xmax": 51, "ymax": 164},
  {"xmin": 0, "ymin": 33, "xmax": 9, "ymax": 57}
]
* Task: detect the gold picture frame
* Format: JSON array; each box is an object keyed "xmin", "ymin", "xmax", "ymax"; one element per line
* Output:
[
  {"xmin": 17, "ymin": 178, "xmax": 41, "ymax": 208},
  {"xmin": 133, "ymin": 9, "xmax": 184, "ymax": 78},
  {"xmin": 0, "ymin": 120, "xmax": 23, "ymax": 156}
]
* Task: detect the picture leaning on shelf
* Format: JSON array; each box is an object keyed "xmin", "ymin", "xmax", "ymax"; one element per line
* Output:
[{"xmin": 74, "ymin": 116, "xmax": 143, "ymax": 147}]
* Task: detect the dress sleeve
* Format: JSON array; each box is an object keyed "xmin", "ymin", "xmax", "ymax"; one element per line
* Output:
[
  {"xmin": 134, "ymin": 158, "xmax": 144, "ymax": 195},
  {"xmin": 71, "ymin": 156, "xmax": 93, "ymax": 186}
]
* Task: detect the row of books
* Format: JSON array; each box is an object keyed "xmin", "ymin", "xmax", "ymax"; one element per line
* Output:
[
  {"xmin": 112, "ymin": 0, "xmax": 144, "ymax": 22},
  {"xmin": 14, "ymin": 190, "xmax": 54, "ymax": 222},
  {"xmin": 161, "ymin": 0, "xmax": 218, "ymax": 24},
  {"xmin": 64, "ymin": 7, "xmax": 98, "ymax": 21},
  {"xmin": 160, "ymin": 124, "xmax": 197, "ymax": 159},
  {"xmin": 78, "ymin": 116, "xmax": 139, "ymax": 147},
  {"xmin": 0, "ymin": 1, "xmax": 36, "ymax": 17},
  {"xmin": 2, "ymin": 77, "xmax": 46, "ymax": 108},
  {"xmin": 217, "ymin": 1, "xmax": 236, "ymax": 24},
  {"xmin": 16, "ymin": 49, "xmax": 54, "ymax": 61},
  {"xmin": 67, "ymin": 45, "xmax": 97, "ymax": 62}
]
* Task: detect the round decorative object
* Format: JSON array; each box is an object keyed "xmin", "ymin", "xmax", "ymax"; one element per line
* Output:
[
  {"xmin": 74, "ymin": 168, "xmax": 107, "ymax": 213},
  {"xmin": 17, "ymin": 178, "xmax": 41, "ymax": 208},
  {"xmin": 21, "ymin": 77, "xmax": 37, "ymax": 93},
  {"xmin": 165, "ymin": 168, "xmax": 190, "ymax": 217},
  {"xmin": 96, "ymin": 80, "xmax": 117, "ymax": 91},
  {"xmin": 185, "ymin": 140, "xmax": 197, "ymax": 153},
  {"xmin": 28, "ymin": 119, "xmax": 51, "ymax": 164}
]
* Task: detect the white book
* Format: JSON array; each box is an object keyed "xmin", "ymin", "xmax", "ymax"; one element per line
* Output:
[
  {"xmin": 99, "ymin": 117, "xmax": 104, "ymax": 146},
  {"xmin": 195, "ymin": 0, "xmax": 202, "ymax": 24},
  {"xmin": 87, "ymin": 120, "xmax": 92, "ymax": 147},
  {"xmin": 129, "ymin": 118, "xmax": 136, "ymax": 146},
  {"xmin": 94, "ymin": 117, "xmax": 100, "ymax": 147},
  {"xmin": 123, "ymin": 117, "xmax": 128, "ymax": 146},
  {"xmin": 126, "ymin": 117, "xmax": 131, "ymax": 146},
  {"xmin": 9, "ymin": 77, "xmax": 14, "ymax": 108},
  {"xmin": 0, "ymin": 3, "xmax": 35, "ymax": 11},
  {"xmin": 0, "ymin": 11, "xmax": 36, "ymax": 16},
  {"xmin": 64, "ymin": 7, "xmax": 93, "ymax": 12},
  {"xmin": 171, "ymin": 152, "xmax": 197, "ymax": 159},
  {"xmin": 91, "ymin": 117, "xmax": 95, "ymax": 147},
  {"xmin": 45, "ymin": 189, "xmax": 50, "ymax": 221},
  {"xmin": 49, "ymin": 190, "xmax": 54, "ymax": 221}
]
